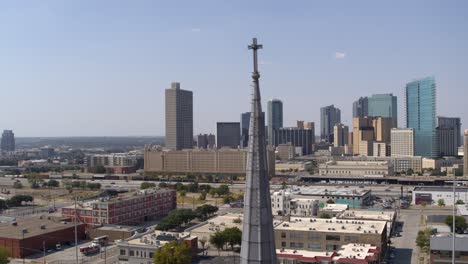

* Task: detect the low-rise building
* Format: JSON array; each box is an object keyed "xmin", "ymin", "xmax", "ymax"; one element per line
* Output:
[
  {"xmin": 277, "ymin": 243, "xmax": 381, "ymax": 264},
  {"xmin": 189, "ymin": 213, "xmax": 245, "ymax": 246},
  {"xmin": 337, "ymin": 210, "xmax": 397, "ymax": 236},
  {"xmin": 275, "ymin": 217, "xmax": 387, "ymax": 254},
  {"xmin": 297, "ymin": 186, "xmax": 372, "ymax": 207},
  {"xmin": 62, "ymin": 188, "xmax": 176, "ymax": 226},
  {"xmin": 117, "ymin": 231, "xmax": 197, "ymax": 264},
  {"xmin": 422, "ymin": 157, "xmax": 463, "ymax": 170},
  {"xmin": 320, "ymin": 204, "xmax": 348, "ymax": 217},
  {"xmin": 319, "ymin": 160, "xmax": 393, "ymax": 177},
  {"xmin": 412, "ymin": 186, "xmax": 468, "ymax": 206},
  {"xmin": 0, "ymin": 216, "xmax": 86, "ymax": 258},
  {"xmin": 430, "ymin": 235, "xmax": 468, "ymax": 264}
]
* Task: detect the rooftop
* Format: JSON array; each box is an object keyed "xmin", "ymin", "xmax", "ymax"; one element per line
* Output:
[
  {"xmin": 413, "ymin": 186, "xmax": 468, "ymax": 193},
  {"xmin": 122, "ymin": 231, "xmax": 192, "ymax": 248},
  {"xmin": 322, "ymin": 204, "xmax": 349, "ymax": 212},
  {"xmin": 276, "ymin": 217, "xmax": 386, "ymax": 235},
  {"xmin": 337, "ymin": 210, "xmax": 396, "ymax": 222},
  {"xmin": 296, "ymin": 186, "xmax": 370, "ymax": 197},
  {"xmin": 431, "ymin": 235, "xmax": 468, "ymax": 251},
  {"xmin": 0, "ymin": 216, "xmax": 84, "ymax": 239}
]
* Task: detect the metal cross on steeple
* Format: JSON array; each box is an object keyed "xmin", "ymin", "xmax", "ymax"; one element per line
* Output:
[{"xmin": 248, "ymin": 38, "xmax": 263, "ymax": 75}]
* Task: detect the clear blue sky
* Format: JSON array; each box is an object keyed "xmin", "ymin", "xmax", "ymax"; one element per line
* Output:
[{"xmin": 1, "ymin": 0, "xmax": 467, "ymax": 137}]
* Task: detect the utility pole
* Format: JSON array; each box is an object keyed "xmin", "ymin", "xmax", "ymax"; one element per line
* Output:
[
  {"xmin": 43, "ymin": 241, "xmax": 46, "ymax": 264},
  {"xmin": 453, "ymin": 175, "xmax": 456, "ymax": 264}
]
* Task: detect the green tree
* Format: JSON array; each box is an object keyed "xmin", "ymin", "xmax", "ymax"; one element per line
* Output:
[
  {"xmin": 7, "ymin": 195, "xmax": 33, "ymax": 207},
  {"xmin": 416, "ymin": 228, "xmax": 432, "ymax": 253},
  {"xmin": 153, "ymin": 240, "xmax": 191, "ymax": 264},
  {"xmin": 0, "ymin": 246, "xmax": 10, "ymax": 264},
  {"xmin": 210, "ymin": 231, "xmax": 226, "ymax": 255},
  {"xmin": 281, "ymin": 181, "xmax": 287, "ymax": 190},
  {"xmin": 195, "ymin": 204, "xmax": 218, "ymax": 220},
  {"xmin": 179, "ymin": 190, "xmax": 187, "ymax": 197},
  {"xmin": 217, "ymin": 185, "xmax": 230, "ymax": 196},
  {"xmin": 47, "ymin": 179, "xmax": 60, "ymax": 188},
  {"xmin": 199, "ymin": 191, "xmax": 207, "ymax": 201},
  {"xmin": 209, "ymin": 189, "xmax": 217, "ymax": 198},
  {"xmin": 445, "ymin": 215, "xmax": 468, "ymax": 233},
  {"xmin": 319, "ymin": 213, "xmax": 332, "ymax": 219},
  {"xmin": 456, "ymin": 200, "xmax": 465, "ymax": 205},
  {"xmin": 437, "ymin": 199, "xmax": 445, "ymax": 207},
  {"xmin": 406, "ymin": 168, "xmax": 414, "ymax": 175},
  {"xmin": 140, "ymin": 182, "xmax": 156, "ymax": 190},
  {"xmin": 223, "ymin": 227, "xmax": 242, "ymax": 250},
  {"xmin": 158, "ymin": 182, "xmax": 168, "ymax": 188}
]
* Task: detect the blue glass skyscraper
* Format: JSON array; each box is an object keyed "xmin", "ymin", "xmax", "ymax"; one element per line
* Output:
[
  {"xmin": 368, "ymin": 94, "xmax": 398, "ymax": 127},
  {"xmin": 406, "ymin": 77, "xmax": 438, "ymax": 158}
]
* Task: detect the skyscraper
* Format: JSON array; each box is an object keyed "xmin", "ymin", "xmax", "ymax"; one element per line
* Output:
[
  {"xmin": 352, "ymin": 97, "xmax": 368, "ymax": 118},
  {"xmin": 165, "ymin": 82, "xmax": 193, "ymax": 150},
  {"xmin": 197, "ymin": 134, "xmax": 215, "ymax": 149},
  {"xmin": 406, "ymin": 77, "xmax": 438, "ymax": 158},
  {"xmin": 333, "ymin": 123, "xmax": 349, "ymax": 147},
  {"xmin": 267, "ymin": 99, "xmax": 283, "ymax": 146},
  {"xmin": 320, "ymin": 105, "xmax": 341, "ymax": 143},
  {"xmin": 241, "ymin": 38, "xmax": 276, "ymax": 264},
  {"xmin": 436, "ymin": 116, "xmax": 461, "ymax": 157},
  {"xmin": 464, "ymin": 130, "xmax": 468, "ymax": 176},
  {"xmin": 272, "ymin": 126, "xmax": 315, "ymax": 155},
  {"xmin": 216, "ymin": 122, "xmax": 241, "ymax": 148},
  {"xmin": 368, "ymin": 93, "xmax": 398, "ymax": 127},
  {"xmin": 1, "ymin": 130, "xmax": 15, "ymax": 152},
  {"xmin": 391, "ymin": 128, "xmax": 415, "ymax": 157}
]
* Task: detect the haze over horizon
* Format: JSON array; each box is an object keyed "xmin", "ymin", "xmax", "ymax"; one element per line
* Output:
[{"xmin": 1, "ymin": 1, "xmax": 467, "ymax": 137}]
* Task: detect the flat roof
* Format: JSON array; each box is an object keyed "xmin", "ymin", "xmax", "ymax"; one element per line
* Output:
[
  {"xmin": 0, "ymin": 216, "xmax": 83, "ymax": 239},
  {"xmin": 276, "ymin": 217, "xmax": 386, "ymax": 235},
  {"xmin": 337, "ymin": 210, "xmax": 395, "ymax": 222},
  {"xmin": 277, "ymin": 243, "xmax": 379, "ymax": 262},
  {"xmin": 413, "ymin": 187, "xmax": 468, "ymax": 192},
  {"xmin": 297, "ymin": 186, "xmax": 370, "ymax": 197},
  {"xmin": 431, "ymin": 236, "xmax": 468, "ymax": 251},
  {"xmin": 126, "ymin": 231, "xmax": 192, "ymax": 247}
]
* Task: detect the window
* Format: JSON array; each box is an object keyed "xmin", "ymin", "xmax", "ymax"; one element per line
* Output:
[
  {"xmin": 326, "ymin": 235, "xmax": 341, "ymax": 241},
  {"xmin": 326, "ymin": 244, "xmax": 339, "ymax": 251},
  {"xmin": 129, "ymin": 250, "xmax": 135, "ymax": 257},
  {"xmin": 308, "ymin": 243, "xmax": 321, "ymax": 250},
  {"xmin": 281, "ymin": 242, "xmax": 286, "ymax": 247},
  {"xmin": 149, "ymin": 252, "xmax": 154, "ymax": 258},
  {"xmin": 281, "ymin": 232, "xmax": 286, "ymax": 238},
  {"xmin": 308, "ymin": 233, "xmax": 321, "ymax": 240},
  {"xmin": 289, "ymin": 233, "xmax": 304, "ymax": 239},
  {"xmin": 120, "ymin": 250, "xmax": 126, "ymax": 256},
  {"xmin": 344, "ymin": 236, "xmax": 359, "ymax": 242}
]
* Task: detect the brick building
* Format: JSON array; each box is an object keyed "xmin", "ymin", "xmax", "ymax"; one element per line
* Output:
[
  {"xmin": 0, "ymin": 217, "xmax": 86, "ymax": 258},
  {"xmin": 62, "ymin": 188, "xmax": 176, "ymax": 226}
]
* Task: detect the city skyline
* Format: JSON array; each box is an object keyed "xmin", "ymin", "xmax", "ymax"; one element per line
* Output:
[{"xmin": 0, "ymin": 1, "xmax": 467, "ymax": 137}]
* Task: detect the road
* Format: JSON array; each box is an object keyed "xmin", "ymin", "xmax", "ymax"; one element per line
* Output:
[{"xmin": 392, "ymin": 210, "xmax": 420, "ymax": 264}]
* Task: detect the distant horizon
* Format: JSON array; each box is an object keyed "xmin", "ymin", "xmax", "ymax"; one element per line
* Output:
[{"xmin": 1, "ymin": 1, "xmax": 467, "ymax": 137}]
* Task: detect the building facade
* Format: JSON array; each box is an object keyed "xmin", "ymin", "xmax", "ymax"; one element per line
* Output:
[
  {"xmin": 320, "ymin": 105, "xmax": 341, "ymax": 143},
  {"xmin": 406, "ymin": 77, "xmax": 438, "ymax": 158},
  {"xmin": 196, "ymin": 133, "xmax": 215, "ymax": 149},
  {"xmin": 352, "ymin": 97, "xmax": 368, "ymax": 119},
  {"xmin": 391, "ymin": 128, "xmax": 415, "ymax": 157},
  {"xmin": 465, "ymin": 130, "xmax": 468, "ymax": 176},
  {"xmin": 368, "ymin": 93, "xmax": 398, "ymax": 128},
  {"xmin": 436, "ymin": 116, "xmax": 461, "ymax": 157},
  {"xmin": 165, "ymin": 82, "xmax": 193, "ymax": 150},
  {"xmin": 62, "ymin": 188, "xmax": 176, "ymax": 226},
  {"xmin": 1, "ymin": 130, "xmax": 15, "ymax": 152},
  {"xmin": 216, "ymin": 122, "xmax": 241, "ymax": 148},
  {"xmin": 412, "ymin": 186, "xmax": 468, "ymax": 205},
  {"xmin": 272, "ymin": 127, "xmax": 315, "ymax": 155},
  {"xmin": 333, "ymin": 123, "xmax": 349, "ymax": 147},
  {"xmin": 270, "ymin": 190, "xmax": 319, "ymax": 217},
  {"xmin": 267, "ymin": 99, "xmax": 283, "ymax": 146},
  {"xmin": 319, "ymin": 160, "xmax": 393, "ymax": 177}
]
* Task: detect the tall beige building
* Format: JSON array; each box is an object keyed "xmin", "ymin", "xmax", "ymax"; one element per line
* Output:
[
  {"xmin": 372, "ymin": 117, "xmax": 393, "ymax": 143},
  {"xmin": 464, "ymin": 130, "xmax": 468, "ymax": 176},
  {"xmin": 391, "ymin": 128, "xmax": 414, "ymax": 157},
  {"xmin": 353, "ymin": 117, "xmax": 393, "ymax": 156},
  {"xmin": 333, "ymin": 123, "xmax": 349, "ymax": 147},
  {"xmin": 165, "ymin": 82, "xmax": 193, "ymax": 150}
]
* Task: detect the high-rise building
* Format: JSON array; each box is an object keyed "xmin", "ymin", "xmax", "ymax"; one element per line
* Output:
[
  {"xmin": 165, "ymin": 82, "xmax": 193, "ymax": 150},
  {"xmin": 197, "ymin": 134, "xmax": 215, "ymax": 149},
  {"xmin": 267, "ymin": 99, "xmax": 283, "ymax": 146},
  {"xmin": 333, "ymin": 123, "xmax": 349, "ymax": 147},
  {"xmin": 406, "ymin": 77, "xmax": 438, "ymax": 158},
  {"xmin": 352, "ymin": 97, "xmax": 368, "ymax": 118},
  {"xmin": 216, "ymin": 122, "xmax": 241, "ymax": 148},
  {"xmin": 464, "ymin": 130, "xmax": 468, "ymax": 176},
  {"xmin": 391, "ymin": 128, "xmax": 415, "ymax": 157},
  {"xmin": 241, "ymin": 112, "xmax": 265, "ymax": 148},
  {"xmin": 436, "ymin": 117, "xmax": 461, "ymax": 157},
  {"xmin": 352, "ymin": 117, "xmax": 374, "ymax": 155},
  {"xmin": 272, "ymin": 126, "xmax": 315, "ymax": 155},
  {"xmin": 1, "ymin": 130, "xmax": 15, "ymax": 152},
  {"xmin": 372, "ymin": 117, "xmax": 393, "ymax": 144},
  {"xmin": 320, "ymin": 105, "xmax": 341, "ymax": 143},
  {"xmin": 241, "ymin": 38, "xmax": 276, "ymax": 263},
  {"xmin": 368, "ymin": 94, "xmax": 398, "ymax": 128}
]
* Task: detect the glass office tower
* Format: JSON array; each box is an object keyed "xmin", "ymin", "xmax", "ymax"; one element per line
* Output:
[
  {"xmin": 406, "ymin": 77, "xmax": 438, "ymax": 158},
  {"xmin": 368, "ymin": 94, "xmax": 398, "ymax": 127}
]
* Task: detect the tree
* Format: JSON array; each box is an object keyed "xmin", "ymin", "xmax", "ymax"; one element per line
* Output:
[
  {"xmin": 158, "ymin": 182, "xmax": 168, "ymax": 188},
  {"xmin": 209, "ymin": 189, "xmax": 217, "ymax": 198},
  {"xmin": 7, "ymin": 195, "xmax": 33, "ymax": 207},
  {"xmin": 179, "ymin": 190, "xmax": 187, "ymax": 197},
  {"xmin": 156, "ymin": 209, "xmax": 198, "ymax": 231},
  {"xmin": 281, "ymin": 181, "xmax": 287, "ymax": 190},
  {"xmin": 0, "ymin": 246, "xmax": 9, "ymax": 264},
  {"xmin": 94, "ymin": 165, "xmax": 106, "ymax": 174},
  {"xmin": 456, "ymin": 200, "xmax": 465, "ymax": 205},
  {"xmin": 12, "ymin": 182, "xmax": 22, "ymax": 189},
  {"xmin": 445, "ymin": 215, "xmax": 468, "ymax": 233},
  {"xmin": 210, "ymin": 231, "xmax": 226, "ymax": 255},
  {"xmin": 195, "ymin": 204, "xmax": 218, "ymax": 220},
  {"xmin": 47, "ymin": 179, "xmax": 60, "ymax": 188},
  {"xmin": 140, "ymin": 182, "xmax": 156, "ymax": 190},
  {"xmin": 223, "ymin": 227, "xmax": 242, "ymax": 250},
  {"xmin": 199, "ymin": 191, "xmax": 207, "ymax": 201},
  {"xmin": 437, "ymin": 199, "xmax": 445, "ymax": 207},
  {"xmin": 319, "ymin": 213, "xmax": 332, "ymax": 219},
  {"xmin": 416, "ymin": 228, "xmax": 432, "ymax": 252},
  {"xmin": 217, "ymin": 185, "xmax": 230, "ymax": 196},
  {"xmin": 406, "ymin": 168, "xmax": 414, "ymax": 176},
  {"xmin": 326, "ymin": 199, "xmax": 335, "ymax": 204},
  {"xmin": 153, "ymin": 240, "xmax": 191, "ymax": 264}
]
